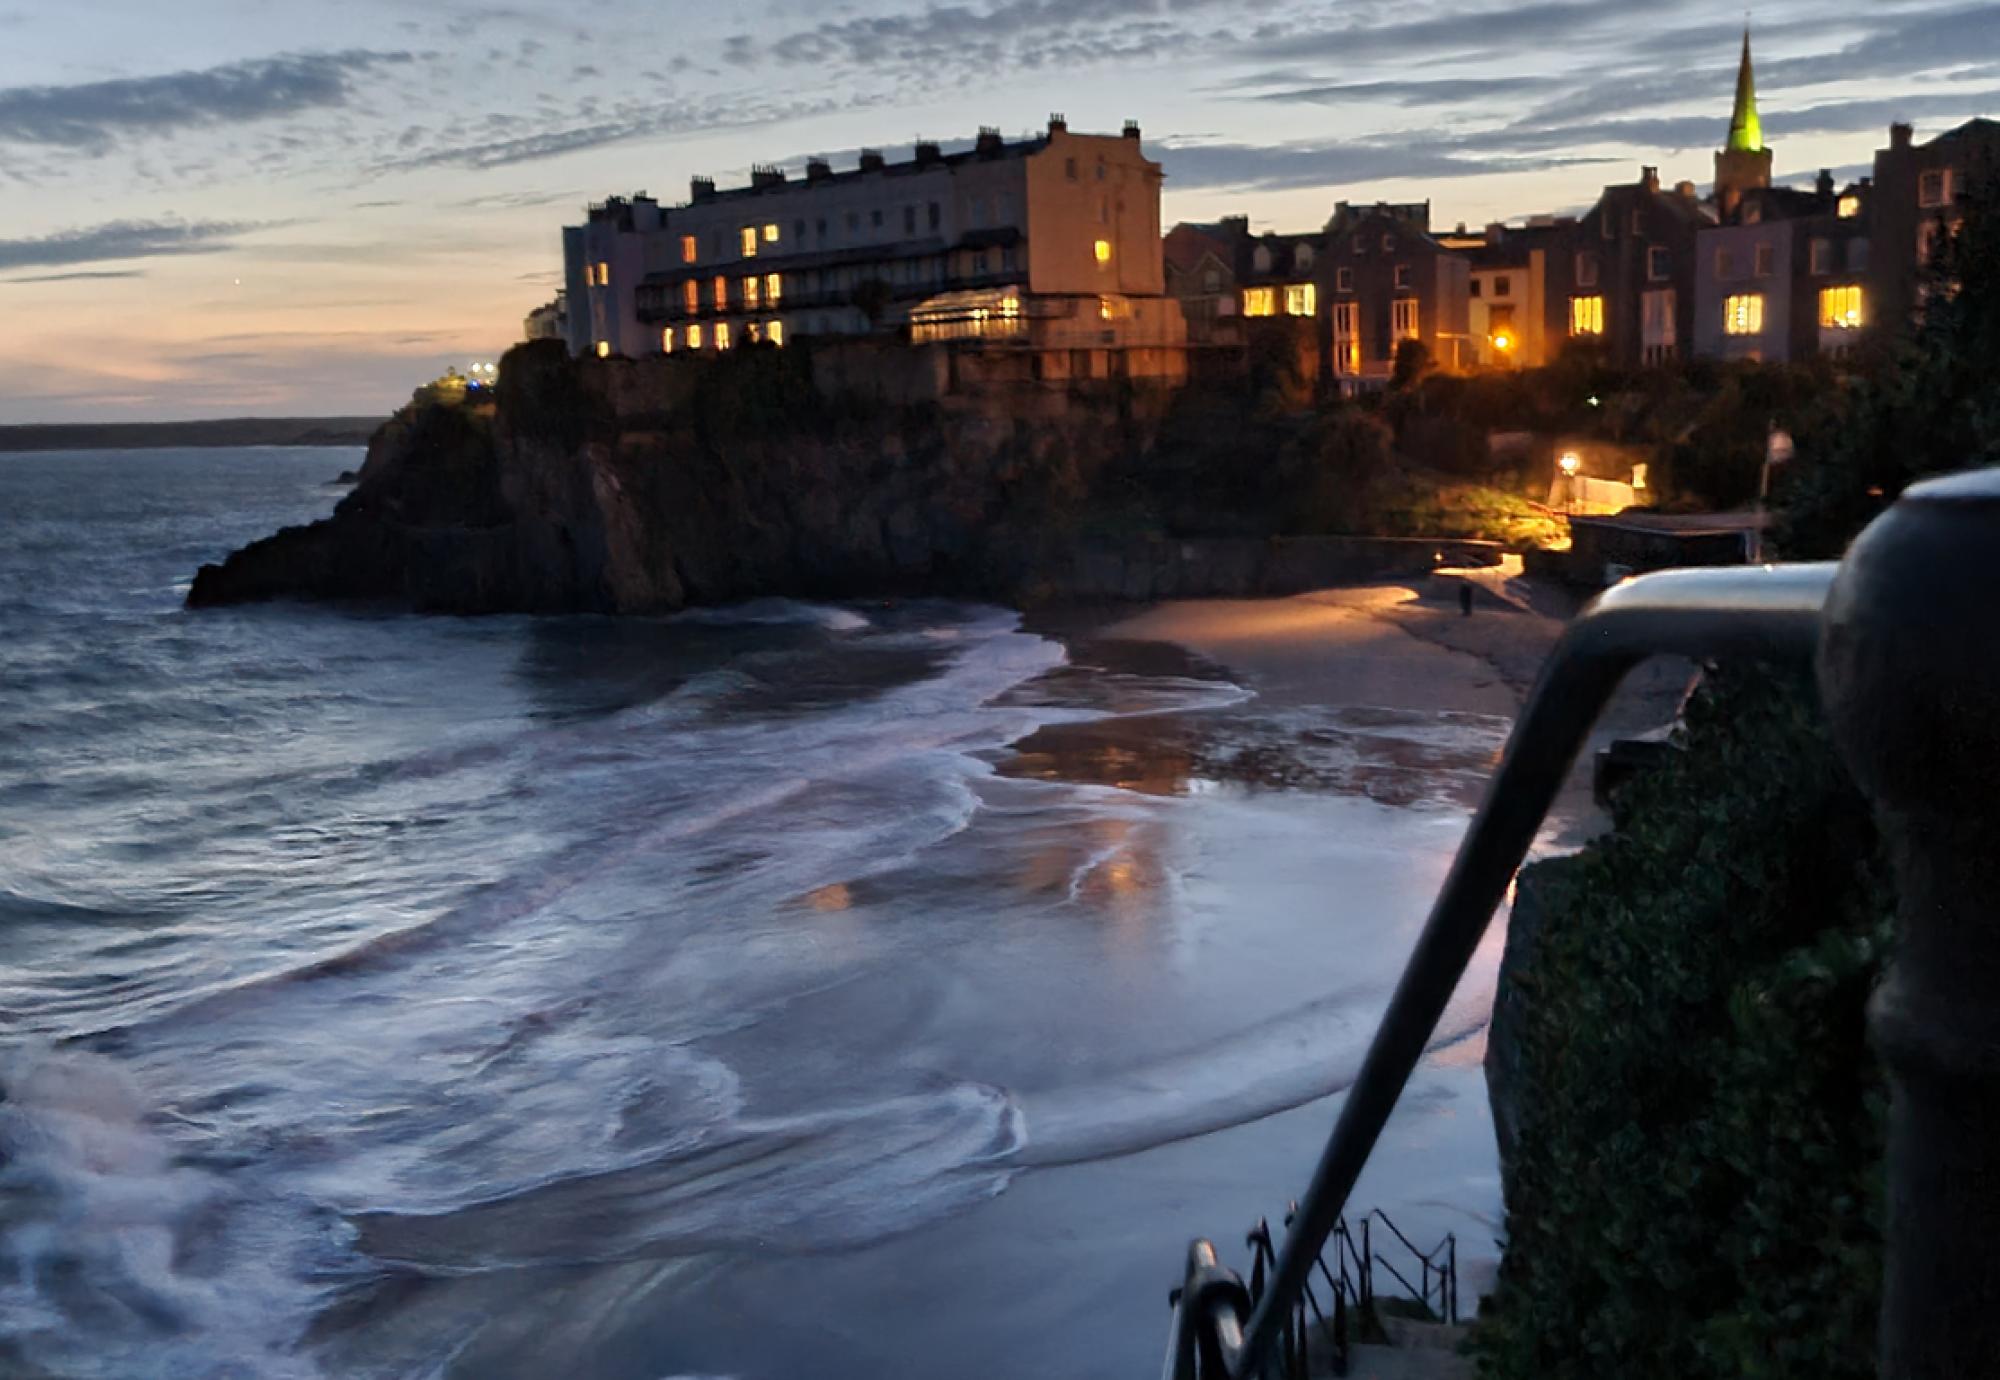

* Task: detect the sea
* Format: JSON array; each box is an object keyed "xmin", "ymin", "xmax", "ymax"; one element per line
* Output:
[{"xmin": 0, "ymin": 448, "xmax": 1514, "ymax": 1379}]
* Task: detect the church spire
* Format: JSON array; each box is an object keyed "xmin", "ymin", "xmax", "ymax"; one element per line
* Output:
[{"xmin": 1727, "ymin": 26, "xmax": 1763, "ymax": 153}]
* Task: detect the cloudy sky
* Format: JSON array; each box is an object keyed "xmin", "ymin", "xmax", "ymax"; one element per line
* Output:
[{"xmin": 1, "ymin": 0, "xmax": 1993, "ymax": 422}]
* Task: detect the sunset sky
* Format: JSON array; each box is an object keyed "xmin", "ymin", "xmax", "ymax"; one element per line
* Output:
[{"xmin": 2, "ymin": 0, "xmax": 1993, "ymax": 423}]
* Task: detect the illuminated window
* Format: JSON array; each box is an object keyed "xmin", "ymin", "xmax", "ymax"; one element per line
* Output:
[
  {"xmin": 681, "ymin": 235, "xmax": 698, "ymax": 264},
  {"xmin": 1392, "ymin": 298, "xmax": 1420, "ymax": 340},
  {"xmin": 766, "ymin": 273, "xmax": 782, "ymax": 304},
  {"xmin": 1570, "ymin": 295, "xmax": 1605, "ymax": 336},
  {"xmin": 595, "ymin": 261, "xmax": 610, "ymax": 286},
  {"xmin": 1838, "ymin": 194, "xmax": 1862, "ymax": 219},
  {"xmin": 1332, "ymin": 301, "xmax": 1359, "ymax": 375},
  {"xmin": 716, "ymin": 321, "xmax": 733, "ymax": 350},
  {"xmin": 746, "ymin": 321, "xmax": 762, "ymax": 344},
  {"xmin": 1094, "ymin": 239, "xmax": 1112, "ymax": 265},
  {"xmin": 683, "ymin": 279, "xmax": 699, "ymax": 314},
  {"xmin": 595, "ymin": 340, "xmax": 610, "ymax": 358},
  {"xmin": 1819, "ymin": 285, "xmax": 1864, "ymax": 329},
  {"xmin": 1284, "ymin": 283, "xmax": 1316, "ymax": 316},
  {"xmin": 687, "ymin": 323, "xmax": 704, "ymax": 349},
  {"xmin": 1243, "ymin": 286, "xmax": 1277, "ymax": 317},
  {"xmin": 1642, "ymin": 289, "xmax": 1676, "ymax": 362},
  {"xmin": 1336, "ymin": 267, "xmax": 1354, "ymax": 293},
  {"xmin": 763, "ymin": 223, "xmax": 779, "ymax": 243},
  {"xmin": 744, "ymin": 275, "xmax": 761, "ymax": 309},
  {"xmin": 713, "ymin": 276, "xmax": 728, "ymax": 310},
  {"xmin": 1919, "ymin": 220, "xmax": 1944, "ymax": 265},
  {"xmin": 1919, "ymin": 169, "xmax": 1953, "ymax": 208},
  {"xmin": 662, "ymin": 327, "xmax": 674, "ymax": 353},
  {"xmin": 767, "ymin": 319, "xmax": 784, "ymax": 346},
  {"xmin": 1723, "ymin": 293, "xmax": 1765, "ymax": 335}
]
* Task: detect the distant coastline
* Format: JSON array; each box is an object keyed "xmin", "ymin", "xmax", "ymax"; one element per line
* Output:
[{"xmin": 0, "ymin": 417, "xmax": 381, "ymax": 453}]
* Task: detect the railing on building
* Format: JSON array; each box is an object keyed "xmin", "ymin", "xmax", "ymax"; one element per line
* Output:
[{"xmin": 1165, "ymin": 465, "xmax": 2000, "ymax": 1379}]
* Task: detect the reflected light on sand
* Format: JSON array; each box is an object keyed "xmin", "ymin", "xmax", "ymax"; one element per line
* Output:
[{"xmin": 805, "ymin": 882, "xmax": 852, "ymax": 912}]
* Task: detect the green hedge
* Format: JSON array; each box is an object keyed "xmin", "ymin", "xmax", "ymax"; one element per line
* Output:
[{"xmin": 1475, "ymin": 670, "xmax": 1892, "ymax": 1378}]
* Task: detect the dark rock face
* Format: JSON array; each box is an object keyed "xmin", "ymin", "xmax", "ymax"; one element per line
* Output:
[{"xmin": 1484, "ymin": 855, "xmax": 1575, "ymax": 1207}]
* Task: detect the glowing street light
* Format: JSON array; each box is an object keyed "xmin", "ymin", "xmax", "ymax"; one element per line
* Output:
[
  {"xmin": 1491, "ymin": 332, "xmax": 1514, "ymax": 355},
  {"xmin": 1559, "ymin": 452, "xmax": 1581, "ymax": 476},
  {"xmin": 1559, "ymin": 451, "xmax": 1582, "ymax": 515}
]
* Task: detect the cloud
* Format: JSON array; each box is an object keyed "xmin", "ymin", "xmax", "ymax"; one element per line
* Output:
[
  {"xmin": 0, "ymin": 50, "xmax": 415, "ymax": 151},
  {"xmin": 0, "ymin": 219, "xmax": 266, "ymax": 270},
  {"xmin": 1245, "ymin": 75, "xmax": 1557, "ymax": 107},
  {"xmin": 1, "ymin": 268, "xmax": 147, "ymax": 284},
  {"xmin": 1157, "ymin": 138, "xmax": 1608, "ymax": 194}
]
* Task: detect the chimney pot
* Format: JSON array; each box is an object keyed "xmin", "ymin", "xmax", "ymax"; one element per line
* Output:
[
  {"xmin": 1048, "ymin": 112, "xmax": 1067, "ymax": 134},
  {"xmin": 1892, "ymin": 122, "xmax": 1914, "ymax": 150},
  {"xmin": 806, "ymin": 157, "xmax": 832, "ymax": 182},
  {"xmin": 1123, "ymin": 119, "xmax": 1141, "ymax": 141},
  {"xmin": 691, "ymin": 175, "xmax": 716, "ymax": 201},
  {"xmin": 858, "ymin": 148, "xmax": 885, "ymax": 172}
]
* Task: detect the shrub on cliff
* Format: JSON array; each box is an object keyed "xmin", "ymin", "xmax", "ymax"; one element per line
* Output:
[{"xmin": 1476, "ymin": 669, "xmax": 1892, "ymax": 1380}]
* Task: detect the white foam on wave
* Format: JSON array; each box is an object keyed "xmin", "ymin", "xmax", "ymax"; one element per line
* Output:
[{"xmin": 668, "ymin": 598, "xmax": 870, "ymax": 633}]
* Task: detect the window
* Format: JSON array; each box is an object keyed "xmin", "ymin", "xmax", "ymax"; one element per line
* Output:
[
  {"xmin": 595, "ymin": 340, "xmax": 610, "ymax": 358},
  {"xmin": 1394, "ymin": 264, "xmax": 1412, "ymax": 289},
  {"xmin": 1296, "ymin": 244, "xmax": 1315, "ymax": 270},
  {"xmin": 1284, "ymin": 283, "xmax": 1316, "ymax": 316},
  {"xmin": 763, "ymin": 223, "xmax": 779, "ymax": 243},
  {"xmin": 1919, "ymin": 219, "xmax": 1943, "ymax": 265},
  {"xmin": 1919, "ymin": 169, "xmax": 1953, "ymax": 208},
  {"xmin": 1488, "ymin": 305, "xmax": 1516, "ymax": 349},
  {"xmin": 680, "ymin": 235, "xmax": 697, "ymax": 264},
  {"xmin": 1065, "ymin": 157, "xmax": 1078, "ymax": 179},
  {"xmin": 765, "ymin": 273, "xmax": 782, "ymax": 304},
  {"xmin": 1096, "ymin": 160, "xmax": 1107, "ymax": 181},
  {"xmin": 1642, "ymin": 289, "xmax": 1676, "ymax": 362},
  {"xmin": 1243, "ymin": 286, "xmax": 1277, "ymax": 317},
  {"xmin": 1723, "ymin": 293, "xmax": 1765, "ymax": 336},
  {"xmin": 1755, "ymin": 243, "xmax": 1776, "ymax": 278},
  {"xmin": 846, "ymin": 211, "xmax": 859, "ymax": 233},
  {"xmin": 595, "ymin": 261, "xmax": 610, "ymax": 286},
  {"xmin": 716, "ymin": 322, "xmax": 733, "ymax": 350},
  {"xmin": 1575, "ymin": 253, "xmax": 1600, "ymax": 288},
  {"xmin": 816, "ymin": 217, "xmax": 828, "ymax": 239},
  {"xmin": 1848, "ymin": 239, "xmax": 1871, "ymax": 273},
  {"xmin": 1252, "ymin": 246, "xmax": 1272, "ymax": 273},
  {"xmin": 713, "ymin": 276, "xmax": 728, "ymax": 310},
  {"xmin": 1820, "ymin": 285, "xmax": 1864, "ymax": 330},
  {"xmin": 1811, "ymin": 238, "xmax": 1835, "ymax": 275},
  {"xmin": 1381, "ymin": 233, "xmax": 1396, "ymax": 252},
  {"xmin": 1352, "ymin": 234, "xmax": 1365, "ymax": 254},
  {"xmin": 1094, "ymin": 239, "xmax": 1113, "ymax": 265},
  {"xmin": 739, "ymin": 226, "xmax": 758, "ymax": 258},
  {"xmin": 745, "ymin": 321, "xmax": 762, "ymax": 345},
  {"xmin": 1392, "ymin": 298, "xmax": 1420, "ymax": 340},
  {"xmin": 1201, "ymin": 267, "xmax": 1221, "ymax": 293},
  {"xmin": 928, "ymin": 202, "xmax": 941, "ymax": 231},
  {"xmin": 795, "ymin": 219, "xmax": 806, "ymax": 240},
  {"xmin": 1601, "ymin": 212, "xmax": 1614, "ymax": 240},
  {"xmin": 1647, "ymin": 246, "xmax": 1670, "ymax": 282},
  {"xmin": 1332, "ymin": 302, "xmax": 1360, "ymax": 375},
  {"xmin": 1098, "ymin": 196, "xmax": 1109, "ymax": 225},
  {"xmin": 1336, "ymin": 267, "xmax": 1354, "ymax": 293},
  {"xmin": 1839, "ymin": 194, "xmax": 1862, "ymax": 219},
  {"xmin": 744, "ymin": 275, "xmax": 760, "ymax": 309},
  {"xmin": 767, "ymin": 320, "xmax": 785, "ymax": 346},
  {"xmin": 1495, "ymin": 275, "xmax": 1512, "ymax": 297},
  {"xmin": 904, "ymin": 206, "xmax": 916, "ymax": 234},
  {"xmin": 662, "ymin": 327, "xmax": 674, "ymax": 354},
  {"xmin": 1570, "ymin": 295, "xmax": 1605, "ymax": 336},
  {"xmin": 687, "ymin": 323, "xmax": 703, "ymax": 349},
  {"xmin": 871, "ymin": 209, "xmax": 883, "ymax": 229},
  {"xmin": 1469, "ymin": 279, "xmax": 1483, "ymax": 298},
  {"xmin": 1630, "ymin": 208, "xmax": 1643, "ymax": 235},
  {"xmin": 682, "ymin": 279, "xmax": 699, "ymax": 314}
]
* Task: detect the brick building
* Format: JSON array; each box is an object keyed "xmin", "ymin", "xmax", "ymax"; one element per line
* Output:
[{"xmin": 1316, "ymin": 201, "xmax": 1472, "ymax": 390}]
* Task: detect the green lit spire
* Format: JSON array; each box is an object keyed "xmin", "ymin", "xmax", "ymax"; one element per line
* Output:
[{"xmin": 1727, "ymin": 26, "xmax": 1763, "ymax": 153}]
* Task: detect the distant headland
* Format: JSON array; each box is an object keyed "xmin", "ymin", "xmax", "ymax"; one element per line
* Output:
[{"xmin": 0, "ymin": 418, "xmax": 382, "ymax": 453}]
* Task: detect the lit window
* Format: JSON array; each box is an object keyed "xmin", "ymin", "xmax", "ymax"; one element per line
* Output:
[
  {"xmin": 766, "ymin": 273, "xmax": 782, "ymax": 304},
  {"xmin": 1392, "ymin": 298, "xmax": 1420, "ymax": 340},
  {"xmin": 1819, "ymin": 285, "xmax": 1864, "ymax": 329},
  {"xmin": 744, "ymin": 275, "xmax": 761, "ymax": 309},
  {"xmin": 1642, "ymin": 289, "xmax": 1676, "ymax": 355},
  {"xmin": 1393, "ymin": 263, "xmax": 1411, "ymax": 289},
  {"xmin": 1243, "ymin": 286, "xmax": 1277, "ymax": 317},
  {"xmin": 1575, "ymin": 253, "xmax": 1600, "ymax": 288},
  {"xmin": 713, "ymin": 276, "xmax": 728, "ymax": 310},
  {"xmin": 1570, "ymin": 295, "xmax": 1605, "ymax": 336},
  {"xmin": 681, "ymin": 235, "xmax": 698, "ymax": 264},
  {"xmin": 1723, "ymin": 293, "xmax": 1765, "ymax": 336},
  {"xmin": 1919, "ymin": 169, "xmax": 1953, "ymax": 209},
  {"xmin": 767, "ymin": 320, "xmax": 784, "ymax": 346},
  {"xmin": 739, "ymin": 226, "xmax": 758, "ymax": 258},
  {"xmin": 1919, "ymin": 220, "xmax": 1943, "ymax": 265},
  {"xmin": 683, "ymin": 279, "xmax": 699, "ymax": 313},
  {"xmin": 1284, "ymin": 283, "xmax": 1316, "ymax": 316},
  {"xmin": 687, "ymin": 324, "xmax": 704, "ymax": 348},
  {"xmin": 1336, "ymin": 267, "xmax": 1354, "ymax": 293},
  {"xmin": 662, "ymin": 327, "xmax": 674, "ymax": 353},
  {"xmin": 763, "ymin": 223, "xmax": 779, "ymax": 243},
  {"xmin": 1094, "ymin": 239, "xmax": 1112, "ymax": 265},
  {"xmin": 596, "ymin": 261, "xmax": 610, "ymax": 286},
  {"xmin": 1332, "ymin": 301, "xmax": 1359, "ymax": 375},
  {"xmin": 746, "ymin": 321, "xmax": 762, "ymax": 344},
  {"xmin": 595, "ymin": 340, "xmax": 611, "ymax": 358},
  {"xmin": 716, "ymin": 322, "xmax": 733, "ymax": 349},
  {"xmin": 1838, "ymin": 194, "xmax": 1862, "ymax": 219}
]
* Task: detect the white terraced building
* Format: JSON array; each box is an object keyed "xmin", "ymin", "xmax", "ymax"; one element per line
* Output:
[{"xmin": 559, "ymin": 117, "xmax": 1184, "ymax": 371}]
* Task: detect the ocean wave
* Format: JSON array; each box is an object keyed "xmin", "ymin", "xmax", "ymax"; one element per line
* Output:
[{"xmin": 668, "ymin": 598, "xmax": 870, "ymax": 633}]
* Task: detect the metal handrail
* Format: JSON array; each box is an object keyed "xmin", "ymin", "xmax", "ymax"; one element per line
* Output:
[{"xmin": 1227, "ymin": 562, "xmax": 1839, "ymax": 1376}]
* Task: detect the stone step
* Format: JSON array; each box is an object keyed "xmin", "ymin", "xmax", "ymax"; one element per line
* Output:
[{"xmin": 1342, "ymin": 1342, "xmax": 1476, "ymax": 1380}]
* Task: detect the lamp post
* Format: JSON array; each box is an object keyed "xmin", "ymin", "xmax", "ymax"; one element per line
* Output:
[{"xmin": 1559, "ymin": 452, "xmax": 1582, "ymax": 515}]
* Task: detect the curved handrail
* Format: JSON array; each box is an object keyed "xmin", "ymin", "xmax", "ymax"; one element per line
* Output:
[{"xmin": 1231, "ymin": 562, "xmax": 1838, "ymax": 1376}]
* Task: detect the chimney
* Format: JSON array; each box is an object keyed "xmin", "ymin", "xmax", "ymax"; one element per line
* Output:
[
  {"xmin": 858, "ymin": 148, "xmax": 885, "ymax": 172},
  {"xmin": 1892, "ymin": 122, "xmax": 1914, "ymax": 150},
  {"xmin": 690, "ymin": 175, "xmax": 716, "ymax": 202},
  {"xmin": 1219, "ymin": 215, "xmax": 1249, "ymax": 238},
  {"xmin": 1123, "ymin": 119, "xmax": 1141, "ymax": 141},
  {"xmin": 1485, "ymin": 221, "xmax": 1507, "ymax": 243},
  {"xmin": 750, "ymin": 163, "xmax": 785, "ymax": 189},
  {"xmin": 1641, "ymin": 165, "xmax": 1661, "ymax": 193},
  {"xmin": 915, "ymin": 139, "xmax": 943, "ymax": 165},
  {"xmin": 805, "ymin": 157, "xmax": 832, "ymax": 182},
  {"xmin": 1047, "ymin": 112, "xmax": 1067, "ymax": 135},
  {"xmin": 975, "ymin": 126, "xmax": 1003, "ymax": 156},
  {"xmin": 1675, "ymin": 180, "xmax": 1698, "ymax": 199},
  {"xmin": 1816, "ymin": 167, "xmax": 1836, "ymax": 199}
]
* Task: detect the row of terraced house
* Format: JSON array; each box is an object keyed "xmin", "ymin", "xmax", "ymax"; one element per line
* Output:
[
  {"xmin": 541, "ymin": 32, "xmax": 1994, "ymax": 393},
  {"xmin": 1165, "ymin": 33, "xmax": 1997, "ymax": 391}
]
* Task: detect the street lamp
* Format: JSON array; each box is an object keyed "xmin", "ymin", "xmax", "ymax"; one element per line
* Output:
[{"xmin": 1559, "ymin": 452, "xmax": 1582, "ymax": 514}]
